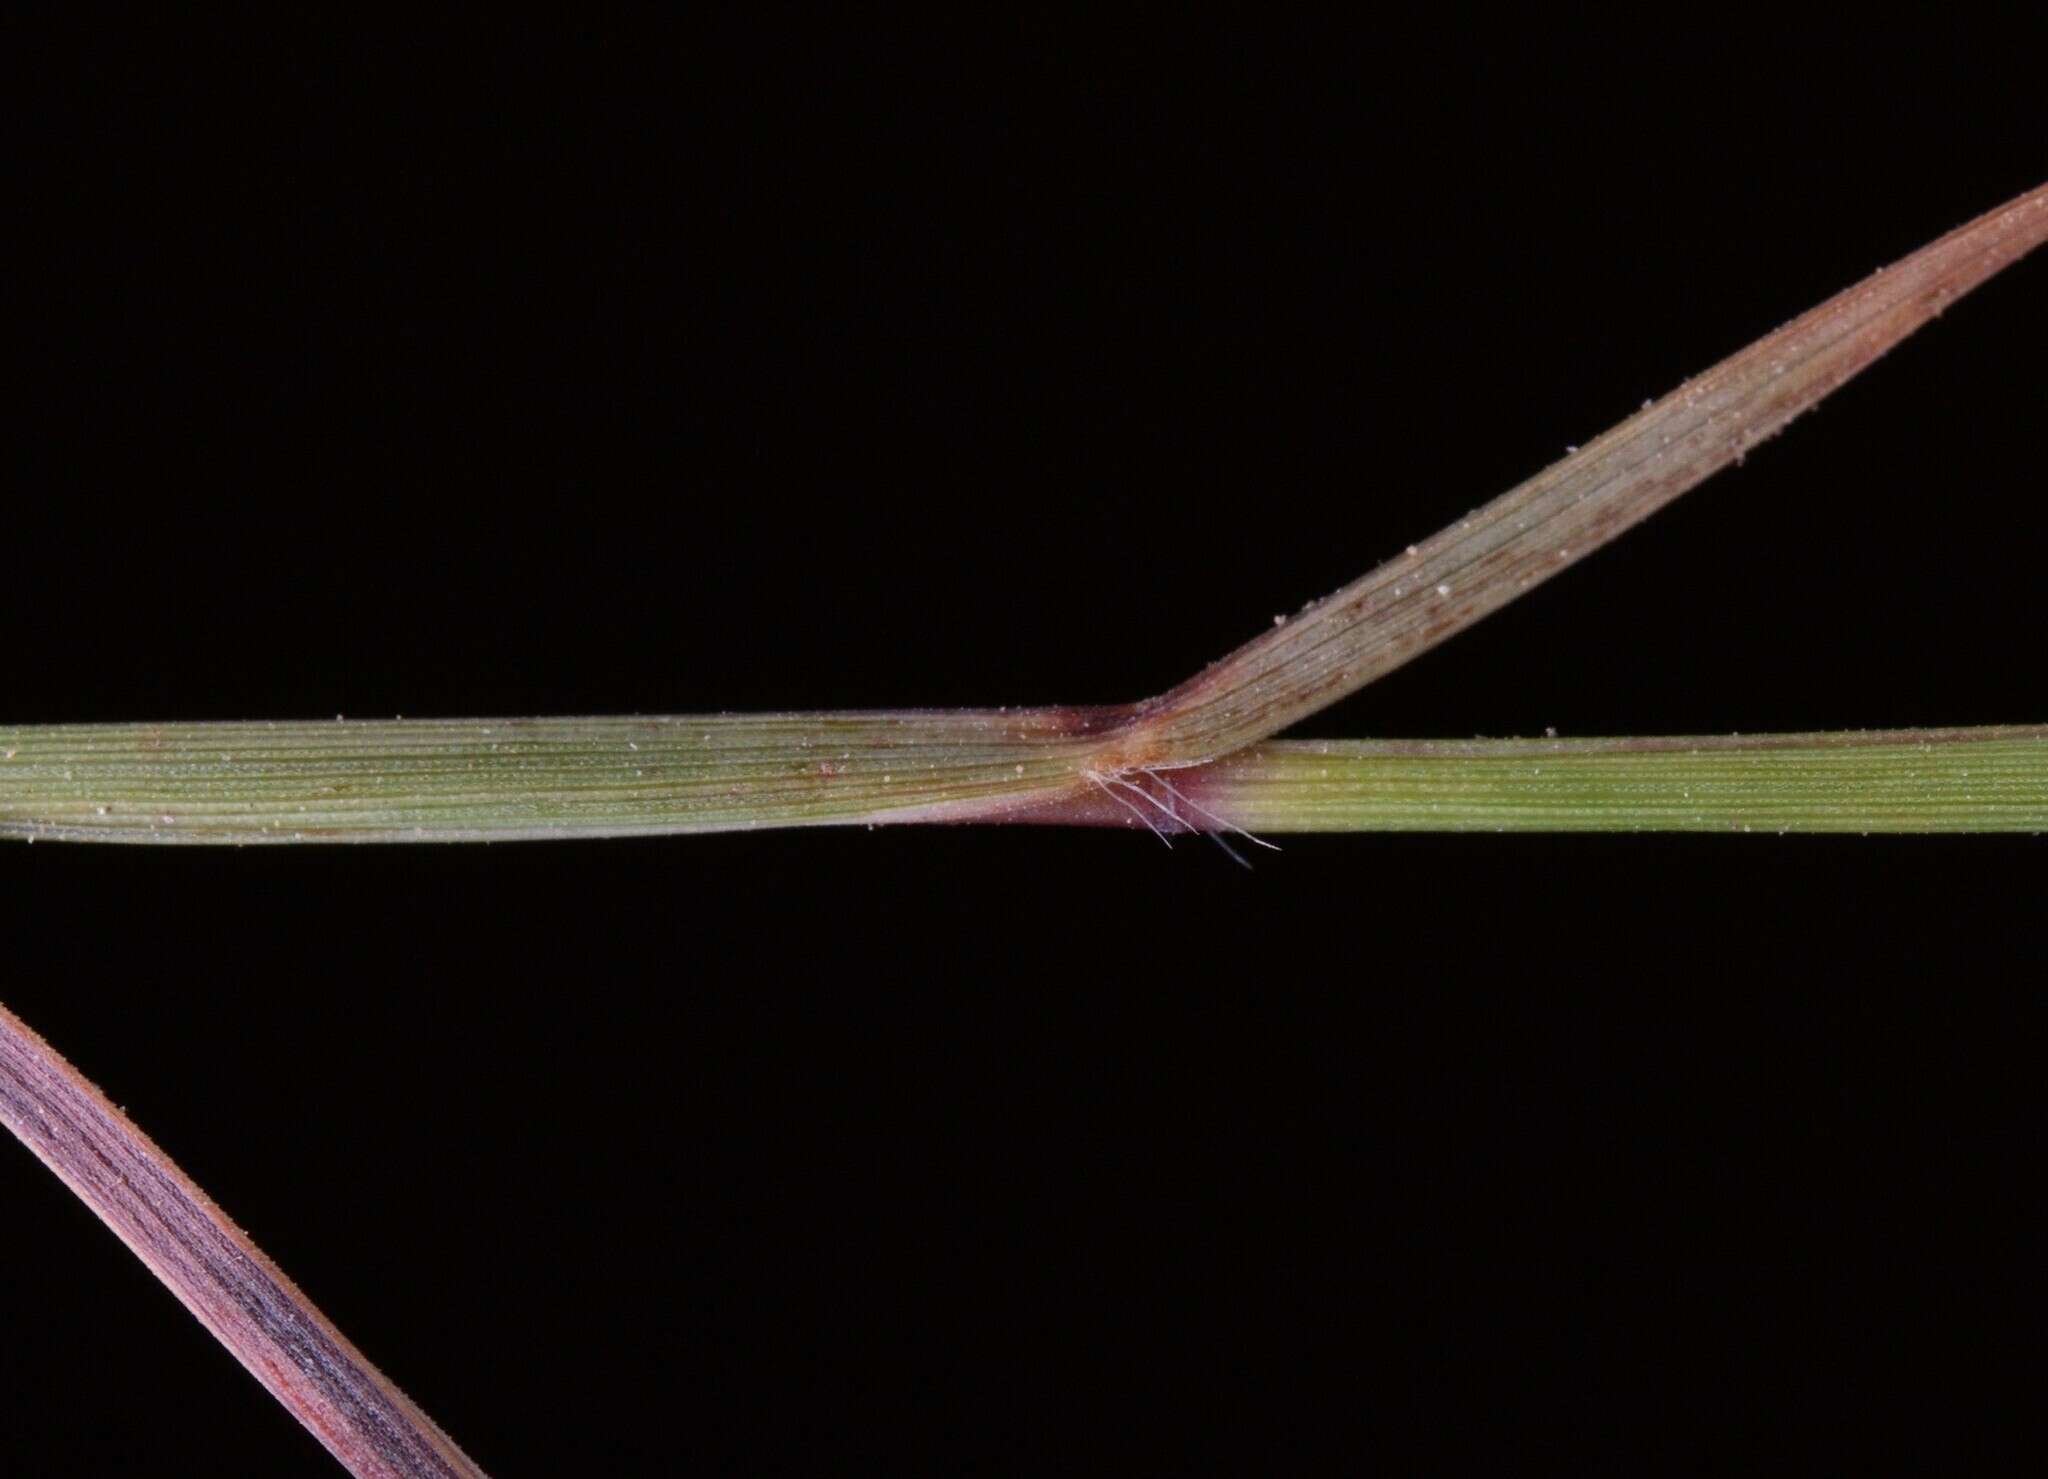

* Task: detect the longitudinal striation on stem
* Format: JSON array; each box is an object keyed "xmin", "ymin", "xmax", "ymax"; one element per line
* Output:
[{"xmin": 0, "ymin": 1005, "xmax": 491, "ymax": 1479}]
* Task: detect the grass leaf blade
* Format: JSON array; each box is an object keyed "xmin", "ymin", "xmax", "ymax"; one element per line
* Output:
[{"xmin": 1116, "ymin": 183, "xmax": 2048, "ymax": 764}]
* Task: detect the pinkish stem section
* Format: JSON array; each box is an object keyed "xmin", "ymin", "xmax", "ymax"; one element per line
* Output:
[{"xmin": 0, "ymin": 1002, "xmax": 489, "ymax": 1478}]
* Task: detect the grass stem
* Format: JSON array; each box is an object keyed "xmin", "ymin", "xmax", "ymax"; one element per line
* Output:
[{"xmin": 0, "ymin": 1003, "xmax": 490, "ymax": 1478}]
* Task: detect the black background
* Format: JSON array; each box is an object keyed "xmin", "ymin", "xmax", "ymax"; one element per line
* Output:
[{"xmin": 5, "ymin": 14, "xmax": 2043, "ymax": 1474}]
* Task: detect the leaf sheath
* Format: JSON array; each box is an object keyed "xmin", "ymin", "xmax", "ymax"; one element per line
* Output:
[{"xmin": 0, "ymin": 711, "xmax": 1108, "ymax": 843}]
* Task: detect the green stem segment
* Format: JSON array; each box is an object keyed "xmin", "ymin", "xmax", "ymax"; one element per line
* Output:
[
  {"xmin": 6, "ymin": 718, "xmax": 2045, "ymax": 840},
  {"xmin": 1184, "ymin": 727, "xmax": 2048, "ymax": 834},
  {"xmin": 0, "ymin": 711, "xmax": 1104, "ymax": 843}
]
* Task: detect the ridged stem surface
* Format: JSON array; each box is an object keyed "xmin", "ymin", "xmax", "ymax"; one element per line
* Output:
[{"xmin": 0, "ymin": 1004, "xmax": 490, "ymax": 1478}]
